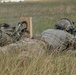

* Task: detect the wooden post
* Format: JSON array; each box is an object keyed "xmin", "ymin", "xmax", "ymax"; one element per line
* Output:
[
  {"xmin": 19, "ymin": 17, "xmax": 33, "ymax": 38},
  {"xmin": 29, "ymin": 17, "xmax": 32, "ymax": 38}
]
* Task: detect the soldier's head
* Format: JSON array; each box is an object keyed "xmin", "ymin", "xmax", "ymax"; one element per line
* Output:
[{"xmin": 55, "ymin": 18, "xmax": 75, "ymax": 34}]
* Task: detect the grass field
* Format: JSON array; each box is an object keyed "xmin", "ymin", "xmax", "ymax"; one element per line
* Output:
[
  {"xmin": 0, "ymin": 0, "xmax": 76, "ymax": 75},
  {"xmin": 0, "ymin": 0, "xmax": 76, "ymax": 34}
]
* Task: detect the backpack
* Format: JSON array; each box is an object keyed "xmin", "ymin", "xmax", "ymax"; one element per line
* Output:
[{"xmin": 41, "ymin": 29, "xmax": 74, "ymax": 50}]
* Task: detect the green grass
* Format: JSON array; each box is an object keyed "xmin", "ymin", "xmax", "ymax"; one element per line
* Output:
[
  {"xmin": 0, "ymin": 0, "xmax": 76, "ymax": 75},
  {"xmin": 0, "ymin": 0, "xmax": 76, "ymax": 34}
]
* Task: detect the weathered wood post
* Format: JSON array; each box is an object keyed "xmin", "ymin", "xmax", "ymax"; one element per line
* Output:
[{"xmin": 19, "ymin": 17, "xmax": 33, "ymax": 38}]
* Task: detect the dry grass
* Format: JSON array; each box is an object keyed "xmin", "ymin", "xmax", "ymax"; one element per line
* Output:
[
  {"xmin": 0, "ymin": 45, "xmax": 76, "ymax": 75},
  {"xmin": 0, "ymin": 0, "xmax": 76, "ymax": 75},
  {"xmin": 0, "ymin": 37, "xmax": 76, "ymax": 75}
]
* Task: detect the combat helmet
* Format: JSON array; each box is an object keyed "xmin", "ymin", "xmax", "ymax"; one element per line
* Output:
[{"xmin": 55, "ymin": 18, "xmax": 75, "ymax": 34}]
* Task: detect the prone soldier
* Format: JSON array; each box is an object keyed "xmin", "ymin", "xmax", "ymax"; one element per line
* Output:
[{"xmin": 0, "ymin": 21, "xmax": 28, "ymax": 46}]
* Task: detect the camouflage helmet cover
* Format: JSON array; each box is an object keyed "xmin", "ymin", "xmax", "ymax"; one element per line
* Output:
[{"xmin": 55, "ymin": 18, "xmax": 75, "ymax": 31}]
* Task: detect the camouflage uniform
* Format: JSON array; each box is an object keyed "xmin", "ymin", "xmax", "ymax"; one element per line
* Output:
[
  {"xmin": 0, "ymin": 21, "xmax": 28, "ymax": 46},
  {"xmin": 0, "ymin": 26, "xmax": 21, "ymax": 46},
  {"xmin": 0, "ymin": 27, "xmax": 13, "ymax": 46}
]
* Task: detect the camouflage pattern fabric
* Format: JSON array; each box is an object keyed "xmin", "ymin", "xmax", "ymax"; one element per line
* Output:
[
  {"xmin": 55, "ymin": 18, "xmax": 75, "ymax": 34},
  {"xmin": 0, "ymin": 22, "xmax": 28, "ymax": 46},
  {"xmin": 0, "ymin": 26, "xmax": 21, "ymax": 46},
  {"xmin": 0, "ymin": 27, "xmax": 13, "ymax": 46},
  {"xmin": 41, "ymin": 29, "xmax": 74, "ymax": 50}
]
